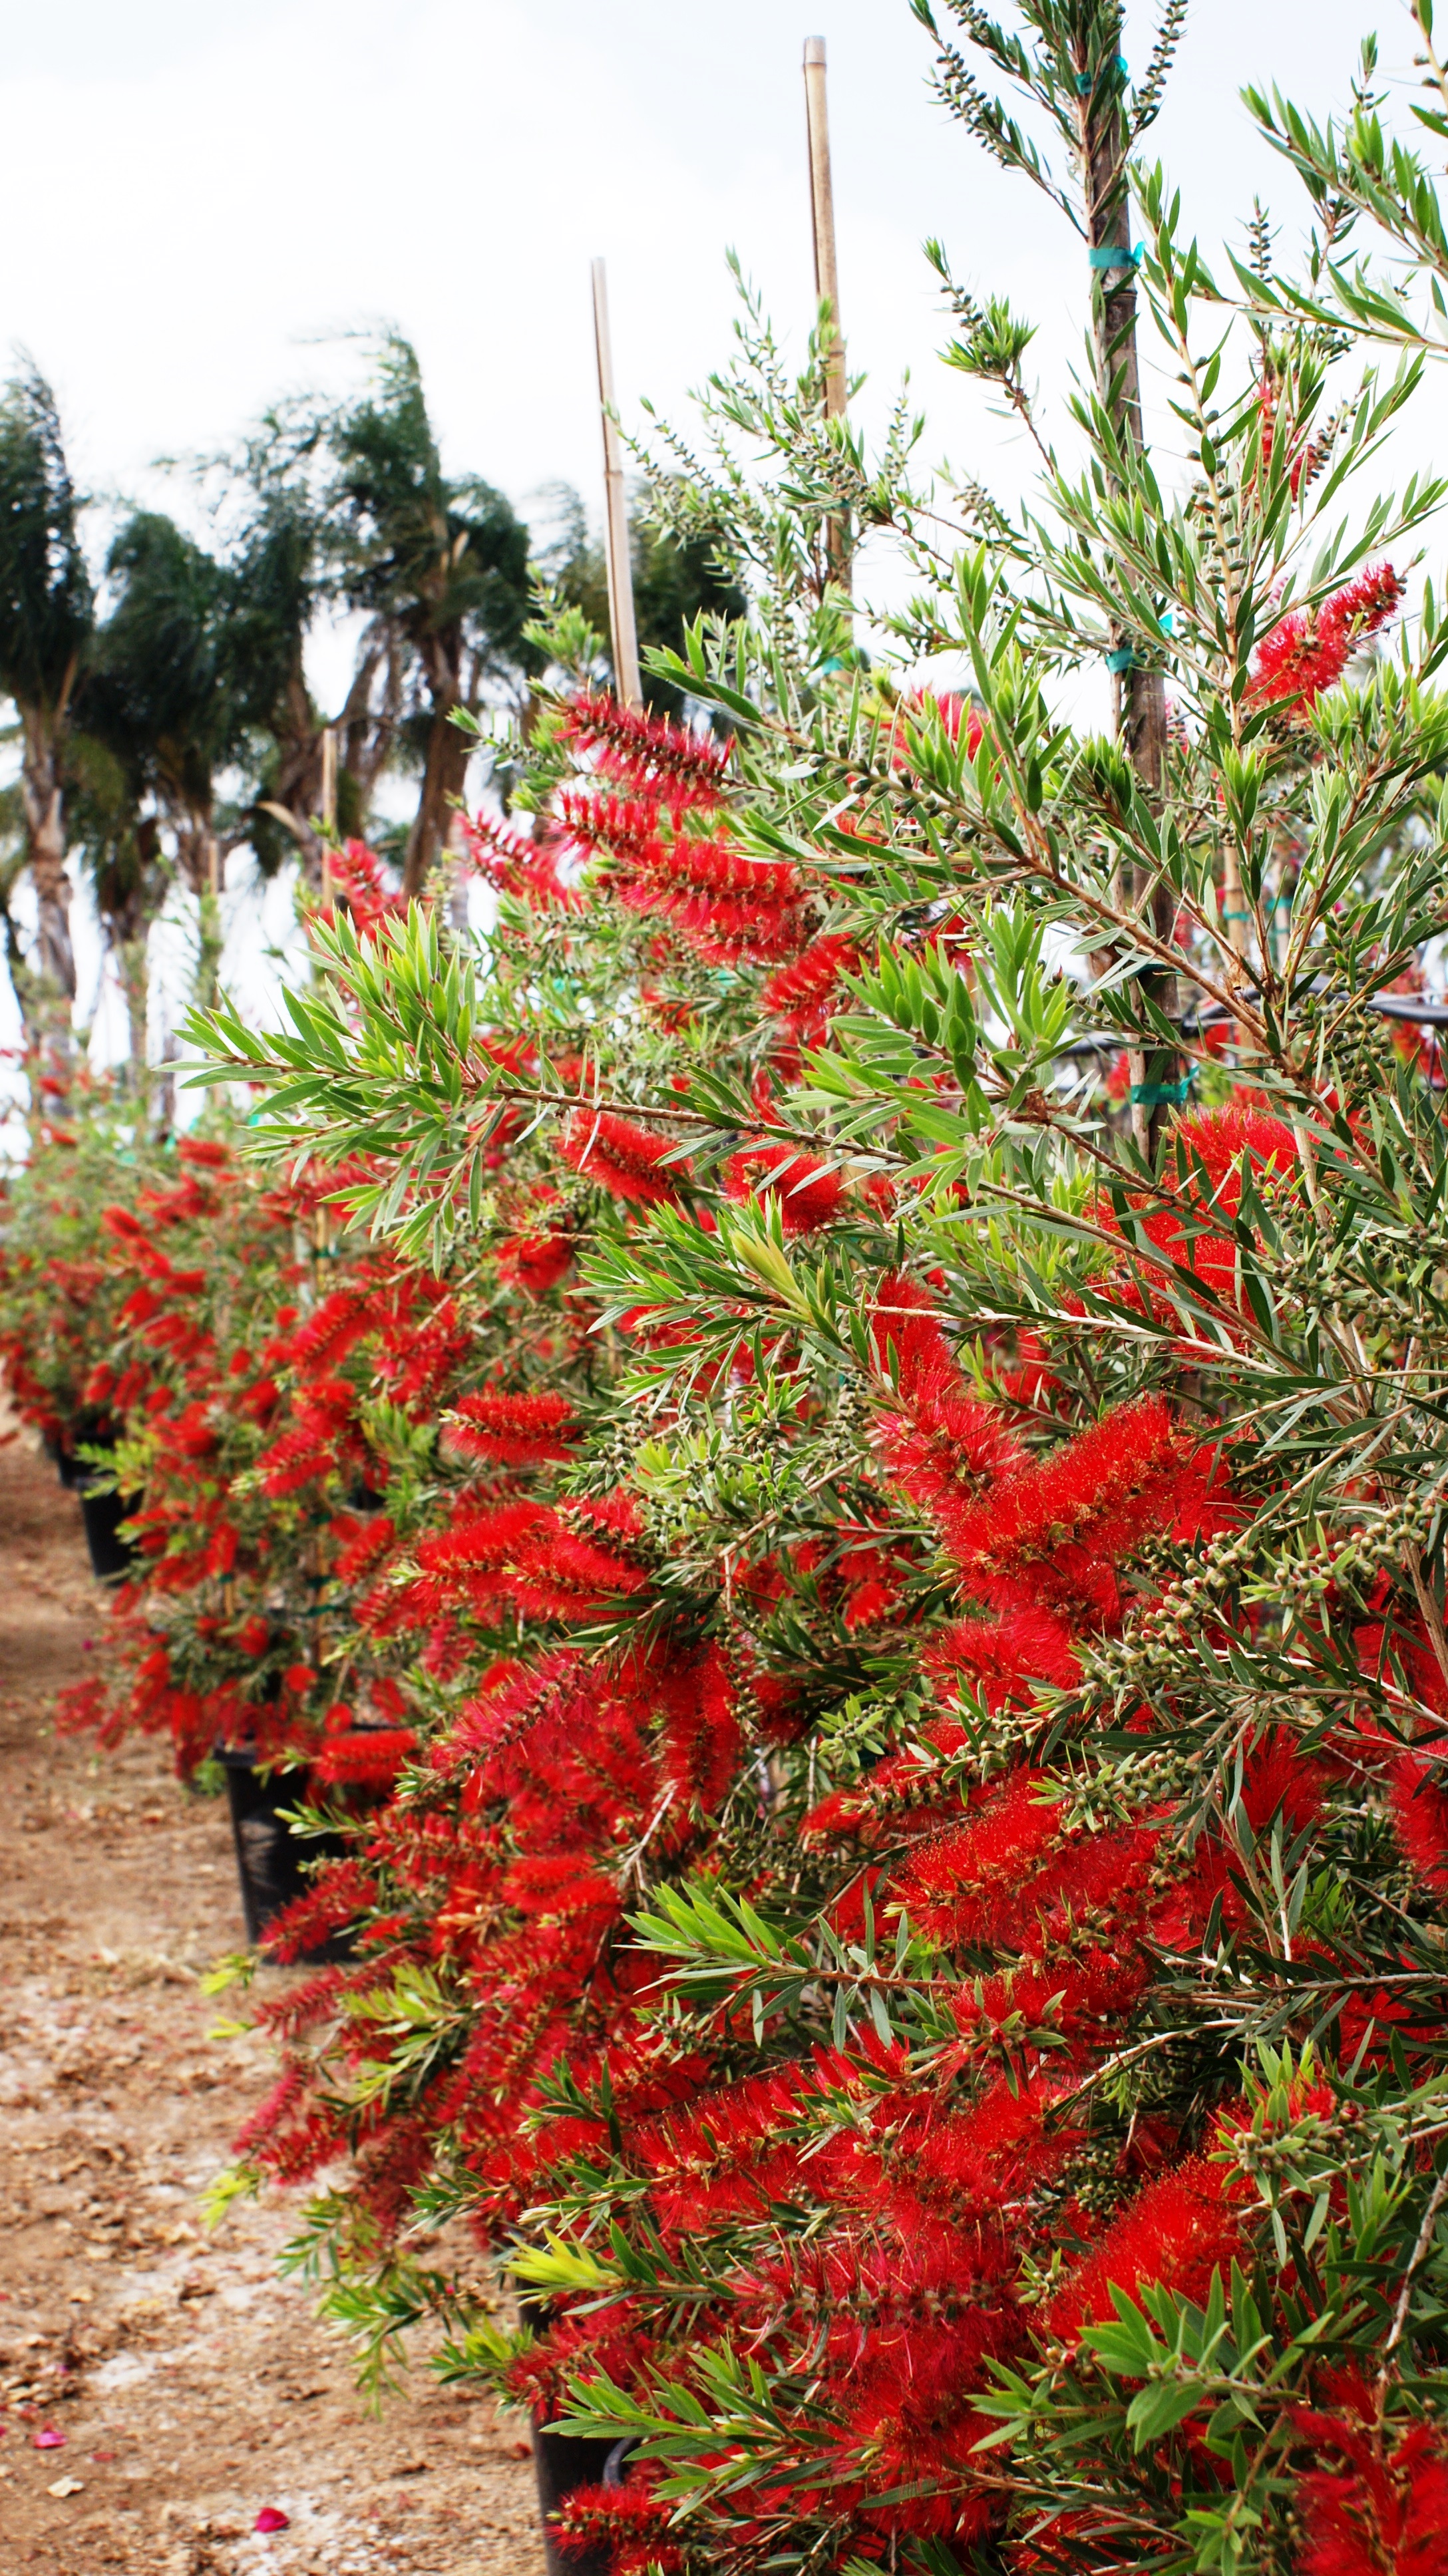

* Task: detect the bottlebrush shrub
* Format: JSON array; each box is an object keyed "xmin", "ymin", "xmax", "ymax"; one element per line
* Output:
[
  {"xmin": 48, "ymin": 1112, "xmax": 617, "ymax": 1795},
  {"xmin": 192, "ymin": 7, "xmax": 1448, "ymax": 2571},
  {"xmin": 0, "ymin": 1070, "xmax": 172, "ymax": 1466}
]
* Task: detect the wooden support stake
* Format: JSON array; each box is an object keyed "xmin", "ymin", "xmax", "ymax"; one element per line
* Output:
[
  {"xmin": 590, "ymin": 259, "xmax": 642, "ymax": 708},
  {"xmin": 320, "ymin": 725, "xmax": 337, "ymax": 907},
  {"xmin": 804, "ymin": 37, "xmax": 846, "ymax": 421},
  {"xmin": 805, "ymin": 37, "xmax": 849, "ymax": 593}
]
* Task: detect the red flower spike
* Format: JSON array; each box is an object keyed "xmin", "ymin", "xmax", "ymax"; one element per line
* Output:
[
  {"xmin": 559, "ymin": 690, "xmax": 731, "ymax": 800},
  {"xmin": 1046, "ymin": 2158, "xmax": 1243, "ymax": 2345},
  {"xmin": 1250, "ymin": 562, "xmax": 1403, "ymax": 713},
  {"xmin": 443, "ymin": 1388, "xmax": 578, "ymax": 1466},
  {"xmin": 559, "ymin": 1112, "xmax": 691, "ymax": 1208},
  {"xmin": 726, "ymin": 1141, "xmax": 844, "ymax": 1235}
]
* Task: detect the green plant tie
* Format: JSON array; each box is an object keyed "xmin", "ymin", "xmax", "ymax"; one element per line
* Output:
[
  {"xmin": 1131, "ymin": 1076, "xmax": 1193, "ymax": 1106},
  {"xmin": 1088, "ymin": 243, "xmax": 1143, "ymax": 270},
  {"xmin": 1105, "ymin": 646, "xmax": 1139, "ymax": 672},
  {"xmin": 1075, "ymin": 57, "xmax": 1128, "ymax": 91}
]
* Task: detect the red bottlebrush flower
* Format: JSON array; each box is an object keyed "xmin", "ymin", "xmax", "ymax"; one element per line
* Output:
[
  {"xmin": 311, "ymin": 1726, "xmax": 418, "ymax": 1787},
  {"xmin": 1238, "ymin": 1727, "xmax": 1330, "ymax": 1840},
  {"xmin": 323, "ymin": 838, "xmax": 407, "ymax": 937},
  {"xmin": 926, "ymin": 1603, "xmax": 1081, "ymax": 1712},
  {"xmin": 942, "ymin": 1397, "xmax": 1223, "ymax": 1623},
  {"xmin": 237, "ymin": 1615, "xmax": 270, "ymax": 1658},
  {"xmin": 1174, "ymin": 1100, "xmax": 1297, "ymax": 1190},
  {"xmin": 890, "ymin": 1766, "xmax": 1061, "ymax": 1946},
  {"xmin": 443, "ymin": 1388, "xmax": 578, "ymax": 1466},
  {"xmin": 466, "ymin": 810, "xmax": 582, "ymax": 909},
  {"xmin": 869, "ymin": 1274, "xmax": 1025, "ymax": 1547},
  {"xmin": 330, "ymin": 1513, "xmax": 397, "ymax": 1585},
  {"xmin": 255, "ymin": 1430, "xmax": 335, "ymax": 1496},
  {"xmin": 559, "ymin": 1112, "xmax": 691, "ymax": 1208},
  {"xmin": 892, "ymin": 686, "xmax": 986, "ymax": 768},
  {"xmin": 504, "ymin": 1522, "xmax": 653, "ymax": 1620},
  {"xmin": 1097, "ymin": 1101, "xmax": 1299, "ymax": 1329},
  {"xmin": 725, "ymin": 1140, "xmax": 844, "ymax": 1234},
  {"xmin": 498, "ymin": 1225, "xmax": 574, "ymax": 1295},
  {"xmin": 1251, "ymin": 563, "xmax": 1403, "ymax": 712},
  {"xmin": 1045, "ymin": 2157, "xmax": 1243, "ymax": 2345},
  {"xmin": 206, "ymin": 1522, "xmax": 239, "ymax": 1577},
  {"xmin": 100, "ymin": 1205, "xmax": 150, "ymax": 1245},
  {"xmin": 556, "ymin": 786, "xmax": 669, "ymax": 870},
  {"xmin": 551, "ymin": 2477, "xmax": 685, "ymax": 2575},
  {"xmin": 176, "ymin": 1136, "xmax": 230, "ymax": 1169},
  {"xmin": 1354, "ymin": 1617, "xmax": 1448, "ymax": 1722},
  {"xmin": 290, "ymin": 1285, "xmax": 376, "ymax": 1372},
  {"xmin": 1292, "ymin": 2398, "xmax": 1448, "ymax": 2576},
  {"xmin": 559, "ymin": 689, "xmax": 731, "ymax": 802},
  {"xmin": 761, "ymin": 934, "xmax": 856, "ymax": 1048},
  {"xmin": 1387, "ymin": 1750, "xmax": 1448, "ymax": 1893},
  {"xmin": 444, "ymin": 1649, "xmax": 581, "ymax": 1770},
  {"xmin": 414, "ymin": 1500, "xmax": 544, "ymax": 1580},
  {"xmin": 655, "ymin": 1645, "xmax": 742, "ymax": 1811}
]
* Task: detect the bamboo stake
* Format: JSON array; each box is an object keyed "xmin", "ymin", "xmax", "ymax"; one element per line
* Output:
[
  {"xmin": 803, "ymin": 37, "xmax": 846, "ymax": 421},
  {"xmin": 804, "ymin": 37, "xmax": 849, "ymax": 594},
  {"xmin": 320, "ymin": 724, "xmax": 337, "ymax": 907},
  {"xmin": 590, "ymin": 259, "xmax": 642, "ymax": 708}
]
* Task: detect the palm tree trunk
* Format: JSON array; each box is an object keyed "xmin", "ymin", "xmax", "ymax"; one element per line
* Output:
[
  {"xmin": 403, "ymin": 630, "xmax": 472, "ymax": 898},
  {"xmin": 19, "ymin": 703, "xmax": 75, "ymax": 1004}
]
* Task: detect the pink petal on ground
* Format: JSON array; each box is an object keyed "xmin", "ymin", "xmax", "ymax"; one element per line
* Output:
[
  {"xmin": 34, "ymin": 2427, "xmax": 65, "ymax": 2450},
  {"xmin": 254, "ymin": 2507, "xmax": 290, "ymax": 2533}
]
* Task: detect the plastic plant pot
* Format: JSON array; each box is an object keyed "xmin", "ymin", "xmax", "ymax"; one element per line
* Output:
[
  {"xmin": 78, "ymin": 1481, "xmax": 140, "ymax": 1581},
  {"xmin": 217, "ymin": 1748, "xmax": 351, "ymax": 1960},
  {"xmin": 53, "ymin": 1412, "xmax": 118, "ymax": 1492},
  {"xmin": 530, "ymin": 2420, "xmax": 635, "ymax": 2576}
]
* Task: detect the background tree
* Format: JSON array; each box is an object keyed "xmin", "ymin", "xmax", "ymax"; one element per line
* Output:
[
  {"xmin": 83, "ymin": 511, "xmax": 236, "ymax": 903},
  {"xmin": 221, "ymin": 440, "xmax": 329, "ymax": 882},
  {"xmin": 323, "ymin": 334, "xmax": 532, "ymax": 895},
  {"xmin": 0, "ymin": 363, "xmax": 94, "ymax": 1052},
  {"xmin": 537, "ymin": 478, "xmax": 745, "ymax": 718},
  {"xmin": 62, "ymin": 728, "xmax": 168, "ymax": 1076}
]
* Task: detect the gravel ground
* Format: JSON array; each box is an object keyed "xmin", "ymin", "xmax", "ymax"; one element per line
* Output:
[{"xmin": 0, "ymin": 1412, "xmax": 545, "ymax": 2575}]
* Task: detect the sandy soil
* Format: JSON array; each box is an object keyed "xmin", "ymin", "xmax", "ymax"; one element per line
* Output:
[{"xmin": 0, "ymin": 1421, "xmax": 545, "ymax": 2575}]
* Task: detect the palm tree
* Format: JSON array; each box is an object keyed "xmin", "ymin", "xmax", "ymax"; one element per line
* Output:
[
  {"xmin": 83, "ymin": 511, "xmax": 235, "ymax": 899},
  {"xmin": 324, "ymin": 335, "xmax": 532, "ymax": 895},
  {"xmin": 0, "ymin": 364, "xmax": 93, "ymax": 1040}
]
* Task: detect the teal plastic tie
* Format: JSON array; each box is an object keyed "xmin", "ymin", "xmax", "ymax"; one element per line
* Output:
[
  {"xmin": 1131, "ymin": 1076, "xmax": 1193, "ymax": 1106},
  {"xmin": 1105, "ymin": 645, "xmax": 1139, "ymax": 673},
  {"xmin": 1089, "ymin": 242, "xmax": 1144, "ymax": 270},
  {"xmin": 1075, "ymin": 56, "xmax": 1128, "ymax": 91}
]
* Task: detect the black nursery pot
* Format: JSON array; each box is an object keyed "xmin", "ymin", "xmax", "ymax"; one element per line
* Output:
[
  {"xmin": 78, "ymin": 1480, "xmax": 140, "ymax": 1581},
  {"xmin": 530, "ymin": 2418, "xmax": 635, "ymax": 2576},
  {"xmin": 217, "ymin": 1749, "xmax": 350, "ymax": 1961},
  {"xmin": 520, "ymin": 2295, "xmax": 636, "ymax": 2576},
  {"xmin": 52, "ymin": 1411, "xmax": 119, "ymax": 1492}
]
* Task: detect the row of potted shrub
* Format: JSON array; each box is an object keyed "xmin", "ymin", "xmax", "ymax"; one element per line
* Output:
[{"xmin": 7, "ymin": 5, "xmax": 1448, "ymax": 2561}]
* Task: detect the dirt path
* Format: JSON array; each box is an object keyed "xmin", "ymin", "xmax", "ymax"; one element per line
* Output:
[{"xmin": 0, "ymin": 1422, "xmax": 544, "ymax": 2575}]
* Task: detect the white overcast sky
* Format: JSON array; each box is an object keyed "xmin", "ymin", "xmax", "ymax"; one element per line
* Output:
[{"xmin": 0, "ymin": 0, "xmax": 1431, "ymax": 599}]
